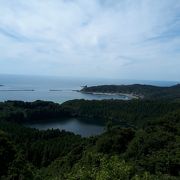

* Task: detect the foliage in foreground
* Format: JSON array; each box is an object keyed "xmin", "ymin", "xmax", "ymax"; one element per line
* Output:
[{"xmin": 0, "ymin": 100, "xmax": 180, "ymax": 179}]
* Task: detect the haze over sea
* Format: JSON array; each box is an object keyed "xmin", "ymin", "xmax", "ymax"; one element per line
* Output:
[{"xmin": 0, "ymin": 74, "xmax": 178, "ymax": 103}]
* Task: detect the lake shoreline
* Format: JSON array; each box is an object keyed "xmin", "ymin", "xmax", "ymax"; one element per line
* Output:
[{"xmin": 24, "ymin": 117, "xmax": 105, "ymax": 137}]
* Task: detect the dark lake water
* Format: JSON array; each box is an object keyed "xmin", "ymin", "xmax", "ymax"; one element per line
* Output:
[{"xmin": 25, "ymin": 118, "xmax": 105, "ymax": 137}]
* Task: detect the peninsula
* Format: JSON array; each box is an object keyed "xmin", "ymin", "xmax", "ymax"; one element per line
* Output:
[{"xmin": 80, "ymin": 84, "xmax": 180, "ymax": 100}]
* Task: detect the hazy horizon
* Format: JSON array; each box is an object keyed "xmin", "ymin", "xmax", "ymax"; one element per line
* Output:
[
  {"xmin": 0, "ymin": 0, "xmax": 180, "ymax": 81},
  {"xmin": 0, "ymin": 73, "xmax": 179, "ymax": 85}
]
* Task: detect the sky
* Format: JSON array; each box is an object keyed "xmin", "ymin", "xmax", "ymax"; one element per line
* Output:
[{"xmin": 0, "ymin": 0, "xmax": 180, "ymax": 81}]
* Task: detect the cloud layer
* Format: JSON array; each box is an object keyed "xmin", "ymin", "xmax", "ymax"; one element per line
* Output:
[{"xmin": 0, "ymin": 0, "xmax": 180, "ymax": 80}]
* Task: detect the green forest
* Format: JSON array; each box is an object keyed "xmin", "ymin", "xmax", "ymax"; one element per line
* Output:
[{"xmin": 0, "ymin": 99, "xmax": 180, "ymax": 179}]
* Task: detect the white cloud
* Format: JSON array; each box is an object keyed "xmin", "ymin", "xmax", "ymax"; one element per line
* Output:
[{"xmin": 0, "ymin": 0, "xmax": 180, "ymax": 81}]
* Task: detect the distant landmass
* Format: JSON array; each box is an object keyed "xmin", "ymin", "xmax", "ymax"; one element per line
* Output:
[
  {"xmin": 49, "ymin": 89, "xmax": 62, "ymax": 91},
  {"xmin": 0, "ymin": 89, "xmax": 34, "ymax": 91},
  {"xmin": 81, "ymin": 84, "xmax": 180, "ymax": 99}
]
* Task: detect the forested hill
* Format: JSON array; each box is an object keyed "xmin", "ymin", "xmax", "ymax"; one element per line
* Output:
[
  {"xmin": 0, "ymin": 99, "xmax": 180, "ymax": 179},
  {"xmin": 81, "ymin": 84, "xmax": 180, "ymax": 99}
]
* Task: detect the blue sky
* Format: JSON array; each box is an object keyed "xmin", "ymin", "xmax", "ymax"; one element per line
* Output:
[{"xmin": 0, "ymin": 0, "xmax": 180, "ymax": 81}]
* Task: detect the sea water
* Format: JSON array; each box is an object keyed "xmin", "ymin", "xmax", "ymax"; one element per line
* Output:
[{"xmin": 0, "ymin": 74, "xmax": 178, "ymax": 103}]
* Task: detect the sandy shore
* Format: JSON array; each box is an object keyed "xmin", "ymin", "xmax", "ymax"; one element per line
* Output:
[{"xmin": 78, "ymin": 90, "xmax": 141, "ymax": 99}]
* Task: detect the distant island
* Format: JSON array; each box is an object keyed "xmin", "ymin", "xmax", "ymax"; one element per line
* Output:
[
  {"xmin": 49, "ymin": 89, "xmax": 62, "ymax": 91},
  {"xmin": 80, "ymin": 84, "xmax": 180, "ymax": 100}
]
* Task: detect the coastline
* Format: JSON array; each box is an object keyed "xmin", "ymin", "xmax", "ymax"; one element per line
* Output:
[{"xmin": 78, "ymin": 90, "xmax": 141, "ymax": 99}]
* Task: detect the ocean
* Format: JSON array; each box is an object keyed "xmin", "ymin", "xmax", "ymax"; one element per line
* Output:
[{"xmin": 0, "ymin": 74, "xmax": 178, "ymax": 103}]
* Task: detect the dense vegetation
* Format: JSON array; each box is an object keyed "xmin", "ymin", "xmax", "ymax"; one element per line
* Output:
[
  {"xmin": 0, "ymin": 100, "xmax": 71, "ymax": 123},
  {"xmin": 62, "ymin": 99, "xmax": 180, "ymax": 127},
  {"xmin": 0, "ymin": 99, "xmax": 180, "ymax": 179},
  {"xmin": 1, "ymin": 99, "xmax": 180, "ymax": 128},
  {"xmin": 81, "ymin": 84, "xmax": 180, "ymax": 99}
]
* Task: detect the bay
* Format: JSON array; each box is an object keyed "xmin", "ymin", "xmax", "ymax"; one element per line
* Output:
[{"xmin": 0, "ymin": 74, "xmax": 178, "ymax": 103}]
